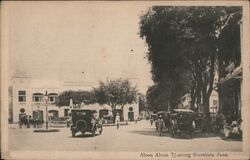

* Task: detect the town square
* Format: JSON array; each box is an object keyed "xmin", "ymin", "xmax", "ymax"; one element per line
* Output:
[{"xmin": 1, "ymin": 1, "xmax": 249, "ymax": 160}]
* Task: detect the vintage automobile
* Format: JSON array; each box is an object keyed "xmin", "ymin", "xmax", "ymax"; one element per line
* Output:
[
  {"xmin": 155, "ymin": 111, "xmax": 171, "ymax": 134},
  {"xmin": 170, "ymin": 109, "xmax": 195, "ymax": 138},
  {"xmin": 70, "ymin": 109, "xmax": 103, "ymax": 137}
]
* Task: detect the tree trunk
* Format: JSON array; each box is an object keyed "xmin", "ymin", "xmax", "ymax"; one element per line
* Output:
[
  {"xmin": 190, "ymin": 84, "xmax": 196, "ymax": 111},
  {"xmin": 203, "ymin": 96, "xmax": 210, "ymax": 117},
  {"xmin": 111, "ymin": 106, "xmax": 116, "ymax": 123}
]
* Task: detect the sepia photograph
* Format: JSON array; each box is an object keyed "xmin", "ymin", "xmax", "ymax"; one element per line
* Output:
[{"xmin": 1, "ymin": 1, "xmax": 249, "ymax": 160}]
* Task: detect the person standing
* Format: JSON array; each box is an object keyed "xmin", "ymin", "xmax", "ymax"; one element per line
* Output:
[
  {"xmin": 150, "ymin": 115, "xmax": 154, "ymax": 126},
  {"xmin": 158, "ymin": 115, "xmax": 164, "ymax": 136},
  {"xmin": 116, "ymin": 113, "xmax": 120, "ymax": 129}
]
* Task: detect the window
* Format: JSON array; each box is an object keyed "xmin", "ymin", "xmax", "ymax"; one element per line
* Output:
[
  {"xmin": 48, "ymin": 93, "xmax": 58, "ymax": 103},
  {"xmin": 49, "ymin": 97, "xmax": 55, "ymax": 102},
  {"xmin": 33, "ymin": 96, "xmax": 42, "ymax": 102},
  {"xmin": 18, "ymin": 90, "xmax": 26, "ymax": 102},
  {"xmin": 33, "ymin": 93, "xmax": 43, "ymax": 102}
]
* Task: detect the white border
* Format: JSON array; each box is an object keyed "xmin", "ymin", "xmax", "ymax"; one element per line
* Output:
[{"xmin": 1, "ymin": 1, "xmax": 249, "ymax": 160}]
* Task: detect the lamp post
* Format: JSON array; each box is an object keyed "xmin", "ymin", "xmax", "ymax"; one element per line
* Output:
[{"xmin": 44, "ymin": 91, "xmax": 49, "ymax": 129}]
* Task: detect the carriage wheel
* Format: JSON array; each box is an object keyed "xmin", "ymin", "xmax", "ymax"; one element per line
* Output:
[{"xmin": 72, "ymin": 130, "xmax": 76, "ymax": 137}]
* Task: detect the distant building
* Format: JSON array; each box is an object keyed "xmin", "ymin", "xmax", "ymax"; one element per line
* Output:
[
  {"xmin": 80, "ymin": 103, "xmax": 139, "ymax": 122},
  {"xmin": 178, "ymin": 89, "xmax": 218, "ymax": 114},
  {"xmin": 9, "ymin": 77, "xmax": 139, "ymax": 123},
  {"xmin": 178, "ymin": 93, "xmax": 191, "ymax": 110}
]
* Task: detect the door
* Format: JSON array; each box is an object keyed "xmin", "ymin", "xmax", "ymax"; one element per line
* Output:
[
  {"xmin": 33, "ymin": 110, "xmax": 43, "ymax": 122},
  {"xmin": 128, "ymin": 112, "xmax": 134, "ymax": 121}
]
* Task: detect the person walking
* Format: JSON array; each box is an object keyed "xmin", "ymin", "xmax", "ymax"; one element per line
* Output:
[
  {"xmin": 150, "ymin": 115, "xmax": 154, "ymax": 126},
  {"xmin": 116, "ymin": 113, "xmax": 120, "ymax": 129},
  {"xmin": 158, "ymin": 115, "xmax": 164, "ymax": 136}
]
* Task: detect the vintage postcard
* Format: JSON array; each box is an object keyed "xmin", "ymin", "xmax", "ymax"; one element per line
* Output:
[{"xmin": 1, "ymin": 1, "xmax": 249, "ymax": 160}]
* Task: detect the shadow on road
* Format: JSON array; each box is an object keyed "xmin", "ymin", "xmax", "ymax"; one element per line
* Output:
[
  {"xmin": 130, "ymin": 129, "xmax": 242, "ymax": 141},
  {"xmin": 68, "ymin": 133, "xmax": 101, "ymax": 138},
  {"xmin": 129, "ymin": 129, "xmax": 172, "ymax": 138}
]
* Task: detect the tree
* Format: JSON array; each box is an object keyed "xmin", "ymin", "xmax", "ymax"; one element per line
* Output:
[
  {"xmin": 93, "ymin": 79, "xmax": 138, "ymax": 122},
  {"xmin": 138, "ymin": 93, "xmax": 147, "ymax": 113},
  {"xmin": 57, "ymin": 90, "xmax": 95, "ymax": 107},
  {"xmin": 139, "ymin": 6, "xmax": 242, "ymax": 116},
  {"xmin": 140, "ymin": 6, "xmax": 195, "ymax": 111}
]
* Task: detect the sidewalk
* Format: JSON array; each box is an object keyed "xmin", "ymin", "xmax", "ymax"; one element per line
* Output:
[{"xmin": 102, "ymin": 121, "xmax": 130, "ymax": 127}]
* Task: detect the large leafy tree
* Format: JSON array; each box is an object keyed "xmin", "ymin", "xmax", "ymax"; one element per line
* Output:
[
  {"xmin": 57, "ymin": 90, "xmax": 95, "ymax": 107},
  {"xmin": 138, "ymin": 93, "xmax": 147, "ymax": 113},
  {"xmin": 93, "ymin": 79, "xmax": 138, "ymax": 121},
  {"xmin": 140, "ymin": 6, "xmax": 241, "ymax": 115}
]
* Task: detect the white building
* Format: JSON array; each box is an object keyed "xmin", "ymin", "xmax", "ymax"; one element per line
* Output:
[
  {"xmin": 178, "ymin": 91, "xmax": 218, "ymax": 113},
  {"xmin": 178, "ymin": 73, "xmax": 219, "ymax": 113},
  {"xmin": 9, "ymin": 77, "xmax": 139, "ymax": 123},
  {"xmin": 178, "ymin": 93, "xmax": 191, "ymax": 109}
]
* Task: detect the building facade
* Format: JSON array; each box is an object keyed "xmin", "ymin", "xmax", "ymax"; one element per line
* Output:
[
  {"xmin": 178, "ymin": 91, "xmax": 218, "ymax": 114},
  {"xmin": 9, "ymin": 77, "xmax": 139, "ymax": 123}
]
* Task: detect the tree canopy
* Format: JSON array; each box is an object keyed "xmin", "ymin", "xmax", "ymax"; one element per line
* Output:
[
  {"xmin": 93, "ymin": 79, "xmax": 138, "ymax": 113},
  {"xmin": 92, "ymin": 79, "xmax": 138, "ymax": 122},
  {"xmin": 56, "ymin": 90, "xmax": 95, "ymax": 107},
  {"xmin": 140, "ymin": 6, "xmax": 242, "ymax": 115}
]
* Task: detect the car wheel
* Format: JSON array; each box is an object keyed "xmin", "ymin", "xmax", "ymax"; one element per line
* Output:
[{"xmin": 76, "ymin": 120, "xmax": 87, "ymax": 132}]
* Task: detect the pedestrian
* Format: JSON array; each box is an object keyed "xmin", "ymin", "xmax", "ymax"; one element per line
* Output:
[
  {"xmin": 135, "ymin": 115, "xmax": 138, "ymax": 124},
  {"xmin": 27, "ymin": 115, "xmax": 30, "ymax": 128},
  {"xmin": 150, "ymin": 115, "xmax": 154, "ymax": 126},
  {"xmin": 116, "ymin": 113, "xmax": 120, "ymax": 129},
  {"xmin": 158, "ymin": 115, "xmax": 164, "ymax": 136}
]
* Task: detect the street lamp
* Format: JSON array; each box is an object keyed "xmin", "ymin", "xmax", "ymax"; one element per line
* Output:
[{"xmin": 44, "ymin": 91, "xmax": 49, "ymax": 129}]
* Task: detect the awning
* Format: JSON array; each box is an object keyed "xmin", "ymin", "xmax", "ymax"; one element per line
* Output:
[{"xmin": 218, "ymin": 65, "xmax": 242, "ymax": 86}]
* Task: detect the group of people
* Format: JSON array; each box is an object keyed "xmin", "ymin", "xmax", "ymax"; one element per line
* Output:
[
  {"xmin": 213, "ymin": 111, "xmax": 242, "ymax": 138},
  {"xmin": 19, "ymin": 113, "xmax": 43, "ymax": 128},
  {"xmin": 149, "ymin": 111, "xmax": 242, "ymax": 139}
]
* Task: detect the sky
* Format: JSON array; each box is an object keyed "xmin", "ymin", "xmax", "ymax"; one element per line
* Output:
[{"xmin": 6, "ymin": 2, "xmax": 154, "ymax": 93}]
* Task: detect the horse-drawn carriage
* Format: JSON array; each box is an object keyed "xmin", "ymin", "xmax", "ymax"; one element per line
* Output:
[
  {"xmin": 155, "ymin": 109, "xmax": 205, "ymax": 138},
  {"xmin": 169, "ymin": 109, "xmax": 195, "ymax": 138}
]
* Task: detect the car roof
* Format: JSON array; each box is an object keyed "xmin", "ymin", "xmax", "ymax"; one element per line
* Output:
[
  {"xmin": 156, "ymin": 111, "xmax": 170, "ymax": 114},
  {"xmin": 173, "ymin": 109, "xmax": 194, "ymax": 113}
]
